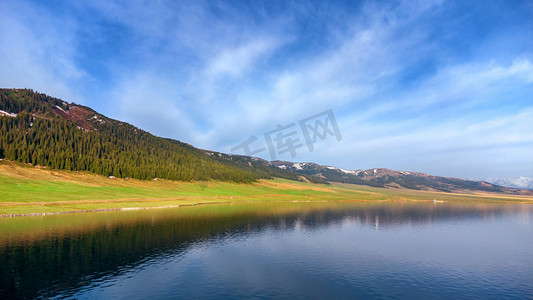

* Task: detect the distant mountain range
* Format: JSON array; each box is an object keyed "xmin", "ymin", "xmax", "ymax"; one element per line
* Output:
[
  {"xmin": 1, "ymin": 88, "xmax": 531, "ymax": 195},
  {"xmin": 483, "ymin": 177, "xmax": 533, "ymax": 190},
  {"xmin": 267, "ymin": 161, "xmax": 533, "ymax": 195}
]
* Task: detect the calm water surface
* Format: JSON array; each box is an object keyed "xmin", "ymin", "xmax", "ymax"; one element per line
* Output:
[{"xmin": 0, "ymin": 201, "xmax": 532, "ymax": 299}]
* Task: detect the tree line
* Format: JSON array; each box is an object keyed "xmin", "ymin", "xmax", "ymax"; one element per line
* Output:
[{"xmin": 0, "ymin": 89, "xmax": 324, "ymax": 183}]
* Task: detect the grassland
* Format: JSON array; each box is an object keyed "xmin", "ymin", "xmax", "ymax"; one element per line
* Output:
[{"xmin": 1, "ymin": 159, "xmax": 532, "ymax": 216}]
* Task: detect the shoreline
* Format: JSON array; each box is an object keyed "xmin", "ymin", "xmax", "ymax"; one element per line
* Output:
[
  {"xmin": 0, "ymin": 199, "xmax": 339, "ymax": 218},
  {"xmin": 0, "ymin": 201, "xmax": 235, "ymax": 218}
]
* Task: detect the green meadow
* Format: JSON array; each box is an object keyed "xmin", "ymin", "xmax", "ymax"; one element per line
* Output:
[{"xmin": 1, "ymin": 160, "xmax": 532, "ymax": 216}]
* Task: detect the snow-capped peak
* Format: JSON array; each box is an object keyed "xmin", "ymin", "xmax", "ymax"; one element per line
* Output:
[{"xmin": 484, "ymin": 177, "xmax": 533, "ymax": 190}]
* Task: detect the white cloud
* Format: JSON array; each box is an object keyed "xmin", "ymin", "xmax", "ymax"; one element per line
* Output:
[
  {"xmin": 0, "ymin": 1, "xmax": 86, "ymax": 102},
  {"xmin": 327, "ymin": 65, "xmax": 533, "ymax": 178},
  {"xmin": 107, "ymin": 72, "xmax": 200, "ymax": 143},
  {"xmin": 207, "ymin": 38, "xmax": 281, "ymax": 77},
  {"xmin": 207, "ymin": 0, "xmax": 444, "ymax": 150}
]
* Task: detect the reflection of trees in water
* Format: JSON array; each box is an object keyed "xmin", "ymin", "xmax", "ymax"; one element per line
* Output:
[{"xmin": 0, "ymin": 203, "xmax": 526, "ymax": 298}]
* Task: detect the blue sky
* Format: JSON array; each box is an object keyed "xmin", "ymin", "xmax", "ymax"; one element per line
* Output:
[{"xmin": 1, "ymin": 0, "xmax": 532, "ymax": 179}]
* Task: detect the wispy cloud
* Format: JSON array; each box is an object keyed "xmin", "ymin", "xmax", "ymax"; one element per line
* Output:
[
  {"xmin": 332, "ymin": 59, "xmax": 533, "ymax": 177},
  {"xmin": 0, "ymin": 1, "xmax": 86, "ymax": 102},
  {"xmin": 207, "ymin": 38, "xmax": 282, "ymax": 77}
]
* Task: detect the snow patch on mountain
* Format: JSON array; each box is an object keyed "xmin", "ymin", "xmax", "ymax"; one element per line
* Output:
[
  {"xmin": 0, "ymin": 110, "xmax": 16, "ymax": 117},
  {"xmin": 54, "ymin": 105, "xmax": 66, "ymax": 113},
  {"xmin": 323, "ymin": 166, "xmax": 357, "ymax": 175},
  {"xmin": 340, "ymin": 168, "xmax": 358, "ymax": 175},
  {"xmin": 91, "ymin": 115, "xmax": 106, "ymax": 124}
]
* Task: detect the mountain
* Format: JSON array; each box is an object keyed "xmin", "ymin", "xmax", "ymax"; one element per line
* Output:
[
  {"xmin": 483, "ymin": 177, "xmax": 533, "ymax": 190},
  {"xmin": 0, "ymin": 88, "xmax": 321, "ymax": 183},
  {"xmin": 270, "ymin": 161, "xmax": 533, "ymax": 195}
]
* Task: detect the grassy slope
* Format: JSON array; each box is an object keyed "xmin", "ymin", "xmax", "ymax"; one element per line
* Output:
[{"xmin": 1, "ymin": 160, "xmax": 532, "ymax": 215}]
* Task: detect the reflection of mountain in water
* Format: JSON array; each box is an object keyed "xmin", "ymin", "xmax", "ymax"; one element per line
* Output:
[
  {"xmin": 0, "ymin": 202, "xmax": 526, "ymax": 298},
  {"xmin": 293, "ymin": 204, "xmax": 511, "ymax": 231}
]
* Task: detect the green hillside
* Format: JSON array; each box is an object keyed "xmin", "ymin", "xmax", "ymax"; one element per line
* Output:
[{"xmin": 0, "ymin": 89, "xmax": 321, "ymax": 183}]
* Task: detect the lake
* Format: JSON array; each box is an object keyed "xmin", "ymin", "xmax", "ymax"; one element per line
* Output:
[{"xmin": 1, "ymin": 201, "xmax": 532, "ymax": 299}]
